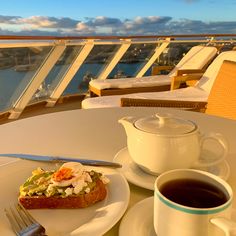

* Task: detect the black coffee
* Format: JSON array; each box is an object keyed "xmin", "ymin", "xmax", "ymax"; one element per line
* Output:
[{"xmin": 160, "ymin": 179, "xmax": 228, "ymax": 208}]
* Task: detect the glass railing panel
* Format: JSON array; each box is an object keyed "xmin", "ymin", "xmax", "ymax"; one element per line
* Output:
[
  {"xmin": 0, "ymin": 46, "xmax": 52, "ymax": 111},
  {"xmin": 109, "ymin": 43, "xmax": 157, "ymax": 78},
  {"xmin": 148, "ymin": 42, "xmax": 202, "ymax": 76},
  {"xmin": 63, "ymin": 44, "xmax": 120, "ymax": 94},
  {"xmin": 153, "ymin": 40, "xmax": 234, "ymax": 71},
  {"xmin": 0, "ymin": 35, "xmax": 234, "ymax": 116},
  {"xmin": 158, "ymin": 43, "xmax": 200, "ymax": 66},
  {"xmin": 30, "ymin": 45, "xmax": 82, "ymax": 103},
  {"xmin": 220, "ymin": 41, "xmax": 236, "ymax": 51}
]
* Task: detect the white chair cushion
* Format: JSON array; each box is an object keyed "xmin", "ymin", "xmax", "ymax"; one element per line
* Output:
[
  {"xmin": 89, "ymin": 75, "xmax": 170, "ymax": 90},
  {"xmin": 82, "ymin": 87, "xmax": 208, "ymax": 109}
]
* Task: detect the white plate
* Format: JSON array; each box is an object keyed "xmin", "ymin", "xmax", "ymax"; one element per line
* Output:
[
  {"xmin": 0, "ymin": 159, "xmax": 130, "ymax": 236},
  {"xmin": 119, "ymin": 197, "xmax": 156, "ymax": 236},
  {"xmin": 119, "ymin": 197, "xmax": 236, "ymax": 236},
  {"xmin": 113, "ymin": 147, "xmax": 230, "ymax": 190}
]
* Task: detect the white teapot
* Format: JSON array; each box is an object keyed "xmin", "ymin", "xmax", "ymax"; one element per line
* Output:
[{"xmin": 119, "ymin": 113, "xmax": 228, "ymax": 175}]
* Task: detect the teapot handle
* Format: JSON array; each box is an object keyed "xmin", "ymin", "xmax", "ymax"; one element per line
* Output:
[{"xmin": 194, "ymin": 132, "xmax": 228, "ymax": 168}]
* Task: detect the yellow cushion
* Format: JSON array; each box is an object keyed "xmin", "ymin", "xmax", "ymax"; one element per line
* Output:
[{"xmin": 206, "ymin": 60, "xmax": 236, "ymax": 120}]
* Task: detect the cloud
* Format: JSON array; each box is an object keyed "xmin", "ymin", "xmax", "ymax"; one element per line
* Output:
[
  {"xmin": 121, "ymin": 16, "xmax": 172, "ymax": 34},
  {"xmin": 0, "ymin": 14, "xmax": 235, "ymax": 35},
  {"xmin": 16, "ymin": 16, "xmax": 57, "ymax": 28},
  {"xmin": 15, "ymin": 16, "xmax": 79, "ymax": 29},
  {"xmin": 0, "ymin": 15, "xmax": 21, "ymax": 23},
  {"xmin": 166, "ymin": 19, "xmax": 236, "ymax": 34},
  {"xmin": 87, "ymin": 16, "xmax": 123, "ymax": 27},
  {"xmin": 76, "ymin": 22, "xmax": 95, "ymax": 34},
  {"xmin": 75, "ymin": 16, "xmax": 123, "ymax": 34}
]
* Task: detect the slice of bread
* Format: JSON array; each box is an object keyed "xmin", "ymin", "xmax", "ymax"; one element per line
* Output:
[
  {"xmin": 18, "ymin": 162, "xmax": 109, "ymax": 209},
  {"xmin": 19, "ymin": 179, "xmax": 107, "ymax": 209}
]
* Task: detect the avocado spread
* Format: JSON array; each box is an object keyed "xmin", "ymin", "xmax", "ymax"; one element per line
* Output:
[{"xmin": 19, "ymin": 163, "xmax": 104, "ymax": 198}]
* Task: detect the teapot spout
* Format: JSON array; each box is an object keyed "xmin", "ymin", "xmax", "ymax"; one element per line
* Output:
[{"xmin": 118, "ymin": 116, "xmax": 136, "ymax": 135}]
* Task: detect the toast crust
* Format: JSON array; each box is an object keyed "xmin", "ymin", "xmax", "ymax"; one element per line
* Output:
[{"xmin": 19, "ymin": 179, "xmax": 107, "ymax": 209}]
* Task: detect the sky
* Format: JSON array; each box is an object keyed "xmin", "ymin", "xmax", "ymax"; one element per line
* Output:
[{"xmin": 0, "ymin": 0, "xmax": 235, "ymax": 36}]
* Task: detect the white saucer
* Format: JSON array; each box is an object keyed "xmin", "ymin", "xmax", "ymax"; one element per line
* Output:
[
  {"xmin": 119, "ymin": 197, "xmax": 236, "ymax": 236},
  {"xmin": 119, "ymin": 197, "xmax": 156, "ymax": 236},
  {"xmin": 113, "ymin": 147, "xmax": 230, "ymax": 190}
]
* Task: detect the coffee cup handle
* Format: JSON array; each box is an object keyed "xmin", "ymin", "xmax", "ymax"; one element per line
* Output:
[
  {"xmin": 194, "ymin": 132, "xmax": 228, "ymax": 168},
  {"xmin": 211, "ymin": 217, "xmax": 236, "ymax": 235}
]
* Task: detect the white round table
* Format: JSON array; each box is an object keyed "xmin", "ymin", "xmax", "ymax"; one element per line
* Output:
[{"xmin": 0, "ymin": 107, "xmax": 236, "ymax": 235}]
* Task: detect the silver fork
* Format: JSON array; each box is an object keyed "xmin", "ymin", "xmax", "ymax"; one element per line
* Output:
[{"xmin": 5, "ymin": 203, "xmax": 47, "ymax": 236}]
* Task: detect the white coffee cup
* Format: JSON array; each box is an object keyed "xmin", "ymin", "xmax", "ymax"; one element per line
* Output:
[
  {"xmin": 154, "ymin": 169, "xmax": 236, "ymax": 236},
  {"xmin": 119, "ymin": 113, "xmax": 228, "ymax": 175}
]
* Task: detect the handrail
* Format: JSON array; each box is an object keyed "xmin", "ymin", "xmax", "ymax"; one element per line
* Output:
[
  {"xmin": 0, "ymin": 34, "xmax": 236, "ymax": 41},
  {"xmin": 0, "ymin": 33, "xmax": 235, "ymax": 120}
]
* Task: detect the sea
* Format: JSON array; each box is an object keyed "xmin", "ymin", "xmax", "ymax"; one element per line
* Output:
[{"xmin": 0, "ymin": 62, "xmax": 149, "ymax": 111}]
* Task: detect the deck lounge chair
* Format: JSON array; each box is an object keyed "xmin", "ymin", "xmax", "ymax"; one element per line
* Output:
[
  {"xmin": 88, "ymin": 45, "xmax": 218, "ymax": 97},
  {"xmin": 121, "ymin": 60, "xmax": 236, "ymax": 120},
  {"xmin": 81, "ymin": 50, "xmax": 236, "ymax": 109}
]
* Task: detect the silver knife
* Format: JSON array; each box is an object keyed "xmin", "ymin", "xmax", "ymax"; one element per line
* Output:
[{"xmin": 0, "ymin": 153, "xmax": 122, "ymax": 168}]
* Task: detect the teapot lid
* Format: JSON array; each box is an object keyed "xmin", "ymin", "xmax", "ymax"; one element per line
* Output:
[{"xmin": 134, "ymin": 113, "xmax": 197, "ymax": 135}]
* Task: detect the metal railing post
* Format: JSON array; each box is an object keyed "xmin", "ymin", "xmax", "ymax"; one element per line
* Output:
[
  {"xmin": 8, "ymin": 41, "xmax": 66, "ymax": 119},
  {"xmin": 46, "ymin": 40, "xmax": 95, "ymax": 107},
  {"xmin": 97, "ymin": 39, "xmax": 131, "ymax": 80},
  {"xmin": 136, "ymin": 38, "xmax": 171, "ymax": 77}
]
